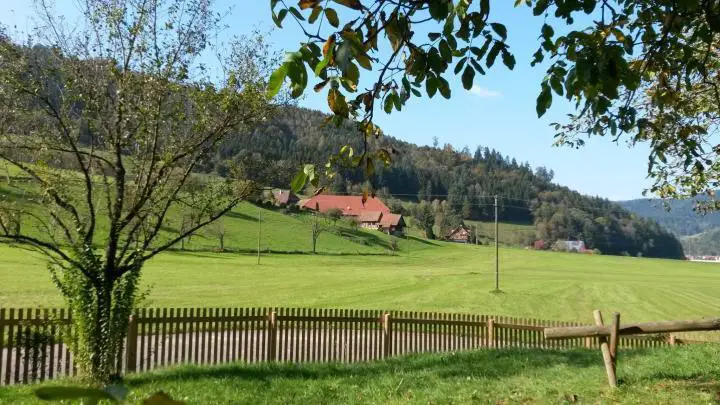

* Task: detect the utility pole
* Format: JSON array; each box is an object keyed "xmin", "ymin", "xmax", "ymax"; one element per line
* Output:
[
  {"xmin": 257, "ymin": 212, "xmax": 262, "ymax": 265},
  {"xmin": 494, "ymin": 194, "xmax": 499, "ymax": 291}
]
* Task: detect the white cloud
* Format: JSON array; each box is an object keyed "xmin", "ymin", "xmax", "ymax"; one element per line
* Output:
[{"xmin": 469, "ymin": 85, "xmax": 502, "ymax": 98}]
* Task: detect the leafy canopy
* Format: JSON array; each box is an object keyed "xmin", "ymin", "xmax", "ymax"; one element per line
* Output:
[{"xmin": 271, "ymin": 0, "xmax": 720, "ymax": 202}]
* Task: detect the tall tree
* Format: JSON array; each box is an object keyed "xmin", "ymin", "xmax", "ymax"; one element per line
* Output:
[{"xmin": 0, "ymin": 0, "xmax": 275, "ymax": 383}]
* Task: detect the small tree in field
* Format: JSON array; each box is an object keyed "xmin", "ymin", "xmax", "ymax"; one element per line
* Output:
[
  {"xmin": 0, "ymin": 0, "xmax": 276, "ymax": 383},
  {"xmin": 209, "ymin": 219, "xmax": 226, "ymax": 252}
]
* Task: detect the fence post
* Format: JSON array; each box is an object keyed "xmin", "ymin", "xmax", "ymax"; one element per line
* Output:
[
  {"xmin": 487, "ymin": 318, "xmax": 495, "ymax": 348},
  {"xmin": 669, "ymin": 334, "xmax": 676, "ymax": 346},
  {"xmin": 609, "ymin": 312, "xmax": 620, "ymax": 377},
  {"xmin": 593, "ymin": 310, "xmax": 617, "ymax": 388},
  {"xmin": 125, "ymin": 314, "xmax": 138, "ymax": 374},
  {"xmin": 267, "ymin": 311, "xmax": 277, "ymax": 361},
  {"xmin": 584, "ymin": 337, "xmax": 592, "ymax": 349},
  {"xmin": 382, "ymin": 313, "xmax": 391, "ymax": 358}
]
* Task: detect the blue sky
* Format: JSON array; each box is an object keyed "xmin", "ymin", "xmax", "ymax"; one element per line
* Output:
[{"xmin": 0, "ymin": 1, "xmax": 652, "ymax": 200}]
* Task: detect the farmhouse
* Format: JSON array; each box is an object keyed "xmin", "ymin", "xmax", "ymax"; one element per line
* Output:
[
  {"xmin": 300, "ymin": 195, "xmax": 404, "ymax": 235},
  {"xmin": 446, "ymin": 225, "xmax": 472, "ymax": 243}
]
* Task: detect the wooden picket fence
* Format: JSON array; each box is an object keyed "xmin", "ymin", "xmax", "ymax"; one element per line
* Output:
[{"xmin": 0, "ymin": 307, "xmax": 688, "ymax": 385}]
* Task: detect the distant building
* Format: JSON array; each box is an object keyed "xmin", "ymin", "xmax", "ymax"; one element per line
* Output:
[
  {"xmin": 446, "ymin": 225, "xmax": 472, "ymax": 243},
  {"xmin": 272, "ymin": 189, "xmax": 299, "ymax": 207},
  {"xmin": 379, "ymin": 213, "xmax": 405, "ymax": 236},
  {"xmin": 300, "ymin": 195, "xmax": 391, "ymax": 215},
  {"xmin": 563, "ymin": 240, "xmax": 586, "ymax": 252},
  {"xmin": 301, "ymin": 194, "xmax": 404, "ymax": 235}
]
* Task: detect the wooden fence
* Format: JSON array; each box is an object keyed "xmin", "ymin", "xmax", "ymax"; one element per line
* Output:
[{"xmin": 0, "ymin": 307, "xmax": 690, "ymax": 385}]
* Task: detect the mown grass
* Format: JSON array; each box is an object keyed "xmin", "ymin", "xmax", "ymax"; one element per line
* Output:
[
  {"xmin": 1, "ymin": 345, "xmax": 720, "ymax": 404},
  {"xmin": 3, "ymin": 241, "xmax": 720, "ymax": 330}
]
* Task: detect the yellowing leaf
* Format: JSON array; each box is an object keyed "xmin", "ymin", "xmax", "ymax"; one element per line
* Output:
[
  {"xmin": 299, "ymin": 0, "xmax": 321, "ymax": 9},
  {"xmin": 333, "ymin": 0, "xmax": 362, "ymax": 10}
]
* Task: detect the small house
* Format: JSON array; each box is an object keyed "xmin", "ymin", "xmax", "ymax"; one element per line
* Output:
[
  {"xmin": 379, "ymin": 213, "xmax": 405, "ymax": 235},
  {"xmin": 272, "ymin": 189, "xmax": 300, "ymax": 207},
  {"xmin": 446, "ymin": 225, "xmax": 472, "ymax": 243}
]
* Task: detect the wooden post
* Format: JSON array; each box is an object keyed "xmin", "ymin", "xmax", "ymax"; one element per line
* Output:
[
  {"xmin": 669, "ymin": 334, "xmax": 677, "ymax": 346},
  {"xmin": 488, "ymin": 318, "xmax": 495, "ymax": 348},
  {"xmin": 382, "ymin": 313, "xmax": 391, "ymax": 358},
  {"xmin": 125, "ymin": 314, "xmax": 138, "ymax": 373},
  {"xmin": 267, "ymin": 311, "xmax": 277, "ymax": 361},
  {"xmin": 584, "ymin": 336, "xmax": 592, "ymax": 349},
  {"xmin": 593, "ymin": 310, "xmax": 617, "ymax": 388},
  {"xmin": 609, "ymin": 312, "xmax": 620, "ymax": 377}
]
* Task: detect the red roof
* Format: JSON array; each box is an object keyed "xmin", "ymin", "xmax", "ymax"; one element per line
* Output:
[
  {"xmin": 357, "ymin": 211, "xmax": 383, "ymax": 223},
  {"xmin": 379, "ymin": 213, "xmax": 403, "ymax": 228},
  {"xmin": 301, "ymin": 195, "xmax": 390, "ymax": 216}
]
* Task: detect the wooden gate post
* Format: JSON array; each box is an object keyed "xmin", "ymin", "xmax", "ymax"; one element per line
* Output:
[
  {"xmin": 267, "ymin": 311, "xmax": 277, "ymax": 361},
  {"xmin": 593, "ymin": 310, "xmax": 617, "ymax": 388},
  {"xmin": 125, "ymin": 314, "xmax": 138, "ymax": 373},
  {"xmin": 382, "ymin": 313, "xmax": 391, "ymax": 358},
  {"xmin": 487, "ymin": 318, "xmax": 495, "ymax": 348}
]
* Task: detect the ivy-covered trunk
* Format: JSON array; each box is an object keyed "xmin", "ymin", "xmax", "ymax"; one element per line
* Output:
[{"xmin": 54, "ymin": 259, "xmax": 142, "ymax": 384}]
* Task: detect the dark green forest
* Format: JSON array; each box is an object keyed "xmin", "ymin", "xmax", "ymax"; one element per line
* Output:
[{"xmin": 200, "ymin": 106, "xmax": 684, "ymax": 259}]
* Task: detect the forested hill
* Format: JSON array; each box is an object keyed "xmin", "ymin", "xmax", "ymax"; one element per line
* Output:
[
  {"xmin": 618, "ymin": 198, "xmax": 720, "ymax": 236},
  {"xmin": 200, "ymin": 106, "xmax": 684, "ymax": 259}
]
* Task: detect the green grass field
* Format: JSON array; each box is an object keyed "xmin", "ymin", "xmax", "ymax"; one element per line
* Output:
[
  {"xmin": 2, "ymin": 345, "xmax": 720, "ymax": 404},
  {"xmin": 2, "ymin": 240, "xmax": 720, "ymax": 326}
]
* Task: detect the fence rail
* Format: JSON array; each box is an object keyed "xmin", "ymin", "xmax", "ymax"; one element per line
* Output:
[{"xmin": 0, "ymin": 307, "xmax": 701, "ymax": 385}]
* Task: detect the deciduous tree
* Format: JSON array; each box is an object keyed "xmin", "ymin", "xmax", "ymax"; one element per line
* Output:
[{"xmin": 0, "ymin": 0, "xmax": 275, "ymax": 383}]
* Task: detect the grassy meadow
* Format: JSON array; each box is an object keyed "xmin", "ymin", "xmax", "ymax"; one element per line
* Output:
[
  {"xmin": 2, "ymin": 345, "xmax": 720, "ymax": 404},
  {"xmin": 2, "ymin": 238, "xmax": 720, "ymax": 325}
]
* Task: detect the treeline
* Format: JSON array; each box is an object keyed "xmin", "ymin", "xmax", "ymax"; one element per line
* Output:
[{"xmin": 199, "ymin": 106, "xmax": 684, "ymax": 259}]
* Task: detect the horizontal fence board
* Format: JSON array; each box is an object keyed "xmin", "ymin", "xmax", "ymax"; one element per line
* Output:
[{"xmin": 1, "ymin": 306, "xmax": 710, "ymax": 386}]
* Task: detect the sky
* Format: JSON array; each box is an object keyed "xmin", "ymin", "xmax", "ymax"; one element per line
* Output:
[{"xmin": 0, "ymin": 1, "xmax": 653, "ymax": 201}]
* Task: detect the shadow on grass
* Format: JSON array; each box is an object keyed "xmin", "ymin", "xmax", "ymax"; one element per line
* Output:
[
  {"xmin": 126, "ymin": 348, "xmax": 651, "ymax": 387},
  {"xmin": 404, "ymin": 235, "xmax": 441, "ymax": 246},
  {"xmin": 225, "ymin": 211, "xmax": 258, "ymax": 221}
]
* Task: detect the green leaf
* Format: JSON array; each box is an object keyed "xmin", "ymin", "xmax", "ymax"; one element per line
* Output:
[
  {"xmin": 355, "ymin": 52, "xmax": 372, "ymax": 70},
  {"xmin": 384, "ymin": 93, "xmax": 394, "ymax": 113},
  {"xmin": 291, "ymin": 171, "xmax": 308, "ymax": 193},
  {"xmin": 426, "ymin": 75, "xmax": 438, "ymax": 98},
  {"xmin": 536, "ymin": 84, "xmax": 552, "ymax": 117},
  {"xmin": 308, "ymin": 6, "xmax": 322, "ymax": 23},
  {"xmin": 486, "ymin": 42, "xmax": 502, "ymax": 68},
  {"xmin": 34, "ymin": 387, "xmax": 116, "ymax": 402},
  {"xmin": 461, "ymin": 65, "xmax": 475, "ymax": 90},
  {"xmin": 272, "ymin": 9, "xmax": 288, "ymax": 28},
  {"xmin": 439, "ymin": 39, "xmax": 451, "ymax": 61},
  {"xmin": 428, "ymin": 32, "xmax": 441, "ymax": 41},
  {"xmin": 501, "ymin": 48, "xmax": 516, "ymax": 70},
  {"xmin": 288, "ymin": 7, "xmax": 305, "ymax": 20},
  {"xmin": 454, "ymin": 57, "xmax": 467, "ymax": 74},
  {"xmin": 438, "ymin": 76, "xmax": 451, "ymax": 99},
  {"xmin": 490, "ymin": 23, "xmax": 507, "ymax": 40},
  {"xmin": 267, "ymin": 64, "xmax": 288, "ymax": 98},
  {"xmin": 325, "ymin": 8, "xmax": 339, "ymax": 27},
  {"xmin": 469, "ymin": 58, "xmax": 486, "ymax": 75},
  {"xmin": 541, "ymin": 24, "xmax": 554, "ymax": 39},
  {"xmin": 345, "ymin": 61, "xmax": 359, "ymax": 85}
]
